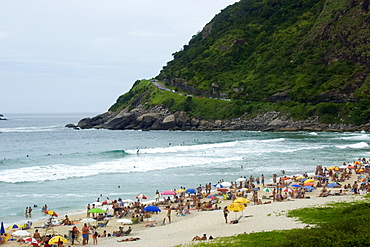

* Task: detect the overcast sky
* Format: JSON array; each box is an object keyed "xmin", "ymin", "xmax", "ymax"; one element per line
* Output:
[{"xmin": 0, "ymin": 0, "xmax": 239, "ymax": 114}]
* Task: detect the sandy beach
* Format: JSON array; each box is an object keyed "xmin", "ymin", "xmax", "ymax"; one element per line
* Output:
[{"xmin": 2, "ymin": 165, "xmax": 367, "ymax": 247}]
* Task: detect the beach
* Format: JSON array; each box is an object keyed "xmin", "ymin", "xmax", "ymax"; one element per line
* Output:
[{"xmin": 2, "ymin": 164, "xmax": 367, "ymax": 247}]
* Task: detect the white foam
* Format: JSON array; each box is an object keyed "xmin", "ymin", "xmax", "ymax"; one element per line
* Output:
[
  {"xmin": 0, "ymin": 125, "xmax": 58, "ymax": 132},
  {"xmin": 336, "ymin": 142, "xmax": 369, "ymax": 149}
]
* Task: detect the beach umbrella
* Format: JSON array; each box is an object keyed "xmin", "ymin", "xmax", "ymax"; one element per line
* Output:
[
  {"xmin": 221, "ymin": 182, "xmax": 232, "ymax": 188},
  {"xmin": 348, "ymin": 165, "xmax": 355, "ymax": 169},
  {"xmin": 357, "ymin": 169, "xmax": 365, "ymax": 173},
  {"xmin": 217, "ymin": 188, "xmax": 228, "ymax": 192},
  {"xmin": 283, "ymin": 188, "xmax": 293, "ymax": 193},
  {"xmin": 314, "ymin": 175, "xmax": 323, "ymax": 178},
  {"xmin": 136, "ymin": 194, "xmax": 148, "ymax": 200},
  {"xmin": 102, "ymin": 199, "xmax": 113, "ymax": 205},
  {"xmin": 21, "ymin": 237, "xmax": 40, "ymax": 246},
  {"xmin": 12, "ymin": 230, "xmax": 30, "ymax": 237},
  {"xmin": 213, "ymin": 183, "xmax": 223, "ymax": 188},
  {"xmin": 236, "ymin": 177, "xmax": 246, "ymax": 183},
  {"xmin": 281, "ymin": 177, "xmax": 291, "ymax": 181},
  {"xmin": 117, "ymin": 218, "xmax": 133, "ymax": 225},
  {"xmin": 304, "ymin": 182, "xmax": 314, "ymax": 186},
  {"xmin": 176, "ymin": 189, "xmax": 186, "ymax": 193},
  {"xmin": 7, "ymin": 224, "xmax": 22, "ymax": 230},
  {"xmin": 161, "ymin": 190, "xmax": 176, "ymax": 196},
  {"xmin": 0, "ymin": 222, "xmax": 5, "ymax": 234},
  {"xmin": 300, "ymin": 178, "xmax": 308, "ymax": 182},
  {"xmin": 234, "ymin": 198, "xmax": 250, "ymax": 204},
  {"xmin": 227, "ymin": 203, "xmax": 245, "ymax": 221},
  {"xmin": 206, "ymin": 195, "xmax": 215, "ymax": 200},
  {"xmin": 303, "ymin": 186, "xmax": 315, "ymax": 191},
  {"xmin": 304, "ymin": 179, "xmax": 315, "ymax": 183},
  {"xmin": 88, "ymin": 208, "xmax": 106, "ymax": 214},
  {"xmin": 80, "ymin": 218, "xmax": 97, "ymax": 223},
  {"xmin": 44, "ymin": 210, "xmax": 58, "ymax": 217},
  {"xmin": 227, "ymin": 203, "xmax": 245, "ymax": 212},
  {"xmin": 186, "ymin": 188, "xmax": 196, "ymax": 194},
  {"xmin": 123, "ymin": 199, "xmax": 134, "ymax": 203},
  {"xmin": 49, "ymin": 236, "xmax": 68, "ymax": 244},
  {"xmin": 144, "ymin": 205, "xmax": 161, "ymax": 213},
  {"xmin": 262, "ymin": 187, "xmax": 272, "ymax": 192},
  {"xmin": 237, "ymin": 188, "xmax": 247, "ymax": 192},
  {"xmin": 327, "ymin": 182, "xmax": 340, "ymax": 188},
  {"xmin": 291, "ymin": 184, "xmax": 301, "ymax": 188}
]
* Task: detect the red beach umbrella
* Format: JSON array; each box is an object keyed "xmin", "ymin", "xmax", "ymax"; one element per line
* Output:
[
  {"xmin": 136, "ymin": 194, "xmax": 148, "ymax": 200},
  {"xmin": 22, "ymin": 237, "xmax": 40, "ymax": 246},
  {"xmin": 102, "ymin": 200, "xmax": 113, "ymax": 205},
  {"xmin": 217, "ymin": 188, "xmax": 228, "ymax": 192}
]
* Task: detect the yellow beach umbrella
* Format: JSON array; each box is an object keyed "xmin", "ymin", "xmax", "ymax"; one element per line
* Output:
[
  {"xmin": 227, "ymin": 203, "xmax": 245, "ymax": 212},
  {"xmin": 304, "ymin": 179, "xmax": 315, "ymax": 183},
  {"xmin": 176, "ymin": 189, "xmax": 186, "ymax": 193},
  {"xmin": 48, "ymin": 236, "xmax": 68, "ymax": 244},
  {"xmin": 234, "ymin": 198, "xmax": 250, "ymax": 204}
]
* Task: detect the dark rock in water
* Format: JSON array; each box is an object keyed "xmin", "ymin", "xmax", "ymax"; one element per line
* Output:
[
  {"xmin": 65, "ymin": 123, "xmax": 77, "ymax": 128},
  {"xmin": 0, "ymin": 114, "xmax": 7, "ymax": 120}
]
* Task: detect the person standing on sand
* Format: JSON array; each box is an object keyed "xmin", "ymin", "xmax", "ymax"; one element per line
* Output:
[
  {"xmin": 71, "ymin": 226, "xmax": 79, "ymax": 245},
  {"xmin": 352, "ymin": 181, "xmax": 358, "ymax": 194},
  {"xmin": 223, "ymin": 206, "xmax": 229, "ymax": 223},
  {"xmin": 86, "ymin": 204, "xmax": 91, "ymax": 218},
  {"xmin": 166, "ymin": 206, "xmax": 172, "ymax": 223},
  {"xmin": 82, "ymin": 223, "xmax": 89, "ymax": 245}
]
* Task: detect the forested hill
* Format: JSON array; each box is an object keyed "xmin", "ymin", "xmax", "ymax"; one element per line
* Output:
[{"xmin": 155, "ymin": 0, "xmax": 370, "ymax": 125}]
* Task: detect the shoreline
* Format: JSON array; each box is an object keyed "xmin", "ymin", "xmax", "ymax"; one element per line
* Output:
[{"xmin": 2, "ymin": 165, "xmax": 368, "ymax": 247}]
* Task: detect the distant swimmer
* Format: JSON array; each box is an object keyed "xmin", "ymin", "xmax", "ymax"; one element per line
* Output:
[
  {"xmin": 137, "ymin": 149, "xmax": 139, "ymax": 154},
  {"xmin": 241, "ymin": 165, "xmax": 243, "ymax": 169}
]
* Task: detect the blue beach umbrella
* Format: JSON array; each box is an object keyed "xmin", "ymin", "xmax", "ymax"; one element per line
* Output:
[
  {"xmin": 291, "ymin": 184, "xmax": 301, "ymax": 188},
  {"xmin": 0, "ymin": 222, "xmax": 5, "ymax": 234},
  {"xmin": 186, "ymin": 188, "xmax": 196, "ymax": 194},
  {"xmin": 304, "ymin": 186, "xmax": 315, "ymax": 191},
  {"xmin": 327, "ymin": 182, "xmax": 340, "ymax": 188},
  {"xmin": 144, "ymin": 206, "xmax": 161, "ymax": 213}
]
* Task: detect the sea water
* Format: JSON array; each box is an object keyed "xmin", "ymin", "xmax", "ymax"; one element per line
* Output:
[{"xmin": 1, "ymin": 113, "xmax": 369, "ymax": 226}]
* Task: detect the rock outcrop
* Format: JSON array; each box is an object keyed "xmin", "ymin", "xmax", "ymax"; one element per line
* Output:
[{"xmin": 66, "ymin": 105, "xmax": 370, "ymax": 132}]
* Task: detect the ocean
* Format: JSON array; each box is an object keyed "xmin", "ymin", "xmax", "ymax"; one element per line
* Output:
[{"xmin": 1, "ymin": 113, "xmax": 369, "ymax": 226}]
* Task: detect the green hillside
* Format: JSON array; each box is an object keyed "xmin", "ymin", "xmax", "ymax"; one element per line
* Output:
[{"xmin": 111, "ymin": 0, "xmax": 370, "ymax": 125}]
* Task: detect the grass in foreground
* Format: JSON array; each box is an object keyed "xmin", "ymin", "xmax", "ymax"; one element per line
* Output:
[{"xmin": 184, "ymin": 195, "xmax": 370, "ymax": 247}]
